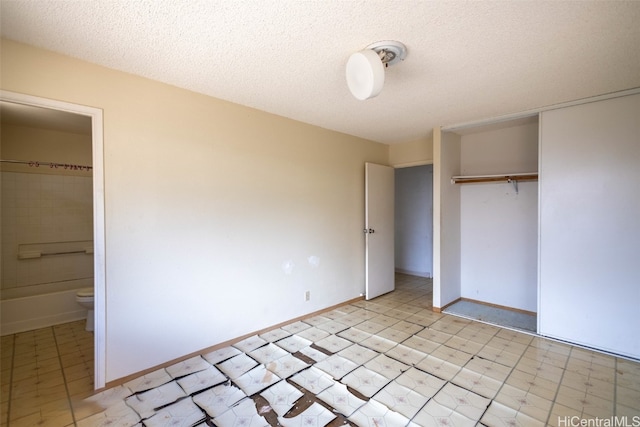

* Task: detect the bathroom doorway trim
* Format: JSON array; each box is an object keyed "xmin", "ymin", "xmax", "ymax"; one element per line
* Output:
[{"xmin": 0, "ymin": 90, "xmax": 107, "ymax": 389}]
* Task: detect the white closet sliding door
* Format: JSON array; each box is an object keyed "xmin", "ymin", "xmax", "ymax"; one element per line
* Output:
[{"xmin": 539, "ymin": 93, "xmax": 640, "ymax": 359}]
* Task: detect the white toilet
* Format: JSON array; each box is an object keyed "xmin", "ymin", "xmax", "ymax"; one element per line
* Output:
[{"xmin": 76, "ymin": 287, "xmax": 94, "ymax": 331}]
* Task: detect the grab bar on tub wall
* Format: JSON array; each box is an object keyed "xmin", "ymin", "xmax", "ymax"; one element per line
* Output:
[{"xmin": 18, "ymin": 248, "xmax": 93, "ymax": 259}]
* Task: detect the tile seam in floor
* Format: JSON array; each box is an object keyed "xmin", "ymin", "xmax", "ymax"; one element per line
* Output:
[
  {"xmin": 4, "ymin": 334, "xmax": 15, "ymax": 426},
  {"xmin": 442, "ymin": 317, "xmax": 496, "ymax": 423},
  {"xmin": 478, "ymin": 332, "xmax": 536, "ymax": 425},
  {"xmin": 544, "ymin": 342, "xmax": 573, "ymax": 425},
  {"xmin": 52, "ymin": 325, "xmax": 78, "ymax": 426}
]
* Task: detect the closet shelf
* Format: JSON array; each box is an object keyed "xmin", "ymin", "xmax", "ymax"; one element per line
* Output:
[{"xmin": 451, "ymin": 172, "xmax": 538, "ymax": 185}]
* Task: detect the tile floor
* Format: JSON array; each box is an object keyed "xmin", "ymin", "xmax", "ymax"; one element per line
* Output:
[
  {"xmin": 2, "ymin": 274, "xmax": 639, "ymax": 426},
  {"xmin": 1, "ymin": 320, "xmax": 94, "ymax": 426}
]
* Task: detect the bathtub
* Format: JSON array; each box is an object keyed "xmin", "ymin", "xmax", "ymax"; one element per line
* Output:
[{"xmin": 1, "ymin": 288, "xmax": 88, "ymax": 335}]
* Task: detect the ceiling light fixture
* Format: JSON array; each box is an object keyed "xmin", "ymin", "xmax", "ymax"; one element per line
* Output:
[{"xmin": 346, "ymin": 40, "xmax": 407, "ymax": 100}]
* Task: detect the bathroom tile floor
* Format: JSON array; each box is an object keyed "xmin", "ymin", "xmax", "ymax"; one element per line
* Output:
[
  {"xmin": 2, "ymin": 274, "xmax": 639, "ymax": 426},
  {"xmin": 1, "ymin": 319, "xmax": 94, "ymax": 426}
]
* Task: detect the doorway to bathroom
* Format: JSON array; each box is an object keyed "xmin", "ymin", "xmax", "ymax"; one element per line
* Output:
[{"xmin": 0, "ymin": 91, "xmax": 106, "ymax": 389}]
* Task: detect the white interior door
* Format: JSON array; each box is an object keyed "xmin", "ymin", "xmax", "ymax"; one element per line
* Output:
[{"xmin": 365, "ymin": 162, "xmax": 395, "ymax": 299}]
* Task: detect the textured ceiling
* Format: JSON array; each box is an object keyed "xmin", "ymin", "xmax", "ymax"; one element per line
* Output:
[{"xmin": 1, "ymin": 0, "xmax": 639, "ymax": 144}]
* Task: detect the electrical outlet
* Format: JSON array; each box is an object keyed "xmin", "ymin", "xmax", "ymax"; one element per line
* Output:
[{"xmin": 304, "ymin": 291, "xmax": 310, "ymax": 301}]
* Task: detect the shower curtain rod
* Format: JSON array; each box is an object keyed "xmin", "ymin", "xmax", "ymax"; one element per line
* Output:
[{"xmin": 0, "ymin": 159, "xmax": 92, "ymax": 171}]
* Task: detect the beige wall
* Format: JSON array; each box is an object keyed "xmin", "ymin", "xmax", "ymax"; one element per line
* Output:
[
  {"xmin": 460, "ymin": 122, "xmax": 538, "ymax": 175},
  {"xmin": 388, "ymin": 137, "xmax": 433, "ymax": 167},
  {"xmin": 1, "ymin": 39, "xmax": 389, "ymax": 382}
]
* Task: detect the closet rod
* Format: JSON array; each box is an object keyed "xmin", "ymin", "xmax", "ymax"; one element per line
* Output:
[
  {"xmin": 451, "ymin": 173, "xmax": 538, "ymax": 185},
  {"xmin": 0, "ymin": 159, "xmax": 92, "ymax": 171}
]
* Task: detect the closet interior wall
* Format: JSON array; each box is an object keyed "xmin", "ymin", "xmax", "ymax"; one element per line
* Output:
[{"xmin": 457, "ymin": 120, "xmax": 539, "ymax": 313}]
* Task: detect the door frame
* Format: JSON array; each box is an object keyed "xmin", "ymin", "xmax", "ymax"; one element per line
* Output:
[{"xmin": 1, "ymin": 90, "xmax": 107, "ymax": 389}]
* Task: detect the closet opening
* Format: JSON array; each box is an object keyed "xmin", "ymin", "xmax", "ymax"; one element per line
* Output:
[{"xmin": 439, "ymin": 115, "xmax": 539, "ymax": 333}]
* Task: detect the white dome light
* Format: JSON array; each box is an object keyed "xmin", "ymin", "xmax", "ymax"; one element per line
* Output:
[
  {"xmin": 346, "ymin": 49, "xmax": 385, "ymax": 100},
  {"xmin": 345, "ymin": 41, "xmax": 407, "ymax": 101}
]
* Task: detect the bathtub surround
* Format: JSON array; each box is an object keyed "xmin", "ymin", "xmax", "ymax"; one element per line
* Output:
[
  {"xmin": 0, "ymin": 172, "xmax": 93, "ymax": 296},
  {"xmin": 0, "ymin": 171, "xmax": 94, "ymax": 335}
]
